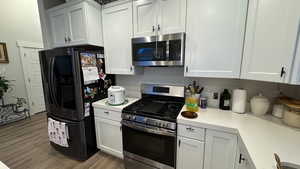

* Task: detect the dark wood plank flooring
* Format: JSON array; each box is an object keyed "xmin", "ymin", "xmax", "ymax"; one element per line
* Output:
[{"xmin": 0, "ymin": 113, "xmax": 124, "ymax": 169}]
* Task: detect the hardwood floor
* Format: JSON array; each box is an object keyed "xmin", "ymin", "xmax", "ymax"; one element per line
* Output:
[{"xmin": 0, "ymin": 113, "xmax": 124, "ymax": 169}]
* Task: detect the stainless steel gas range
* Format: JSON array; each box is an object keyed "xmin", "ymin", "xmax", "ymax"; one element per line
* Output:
[{"xmin": 121, "ymin": 84, "xmax": 185, "ymax": 169}]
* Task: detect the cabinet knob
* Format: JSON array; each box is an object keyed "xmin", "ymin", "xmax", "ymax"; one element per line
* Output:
[
  {"xmin": 152, "ymin": 26, "xmax": 155, "ymax": 32},
  {"xmin": 104, "ymin": 111, "xmax": 109, "ymax": 114},
  {"xmin": 68, "ymin": 37, "xmax": 71, "ymax": 42},
  {"xmin": 158, "ymin": 24, "xmax": 161, "ymax": 31},
  {"xmin": 65, "ymin": 37, "xmax": 68, "ymax": 43}
]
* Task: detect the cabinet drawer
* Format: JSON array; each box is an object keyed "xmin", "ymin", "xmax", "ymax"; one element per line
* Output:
[
  {"xmin": 94, "ymin": 108, "xmax": 121, "ymax": 122},
  {"xmin": 178, "ymin": 124, "xmax": 205, "ymax": 141}
]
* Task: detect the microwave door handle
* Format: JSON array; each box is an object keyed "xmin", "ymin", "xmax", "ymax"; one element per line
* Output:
[{"xmin": 121, "ymin": 121, "xmax": 175, "ymax": 137}]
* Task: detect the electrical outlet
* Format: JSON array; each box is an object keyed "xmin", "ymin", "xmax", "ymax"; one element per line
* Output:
[{"xmin": 213, "ymin": 92, "xmax": 219, "ymax": 100}]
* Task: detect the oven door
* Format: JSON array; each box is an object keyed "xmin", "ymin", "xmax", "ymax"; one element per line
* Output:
[{"xmin": 122, "ymin": 120, "xmax": 176, "ymax": 169}]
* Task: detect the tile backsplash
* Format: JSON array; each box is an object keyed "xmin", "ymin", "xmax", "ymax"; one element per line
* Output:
[{"xmin": 116, "ymin": 67, "xmax": 300, "ymax": 110}]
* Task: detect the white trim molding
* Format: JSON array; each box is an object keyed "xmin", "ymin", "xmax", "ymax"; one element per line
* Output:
[{"xmin": 16, "ymin": 40, "xmax": 44, "ymax": 49}]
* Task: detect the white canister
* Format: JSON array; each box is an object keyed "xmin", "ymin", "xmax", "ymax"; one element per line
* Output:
[
  {"xmin": 250, "ymin": 94, "xmax": 270, "ymax": 116},
  {"xmin": 232, "ymin": 89, "xmax": 247, "ymax": 114}
]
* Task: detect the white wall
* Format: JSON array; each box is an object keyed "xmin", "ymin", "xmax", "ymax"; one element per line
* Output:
[
  {"xmin": 116, "ymin": 67, "xmax": 300, "ymax": 110},
  {"xmin": 0, "ymin": 0, "xmax": 43, "ymax": 104}
]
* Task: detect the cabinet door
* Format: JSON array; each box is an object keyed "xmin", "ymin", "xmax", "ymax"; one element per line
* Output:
[
  {"xmin": 177, "ymin": 136, "xmax": 205, "ymax": 169},
  {"xmin": 184, "ymin": 0, "xmax": 247, "ymax": 78},
  {"xmin": 235, "ymin": 141, "xmax": 256, "ymax": 169},
  {"xmin": 204, "ymin": 130, "xmax": 238, "ymax": 169},
  {"xmin": 103, "ymin": 2, "xmax": 135, "ymax": 74},
  {"xmin": 157, "ymin": 0, "xmax": 186, "ymax": 35},
  {"xmin": 242, "ymin": 0, "xmax": 300, "ymax": 83},
  {"xmin": 94, "ymin": 117, "xmax": 123, "ymax": 158},
  {"xmin": 133, "ymin": 0, "xmax": 158, "ymax": 37},
  {"xmin": 67, "ymin": 3, "xmax": 87, "ymax": 45},
  {"xmin": 49, "ymin": 9, "xmax": 68, "ymax": 47}
]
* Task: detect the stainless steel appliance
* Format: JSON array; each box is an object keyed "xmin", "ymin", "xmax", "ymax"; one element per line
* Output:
[
  {"xmin": 132, "ymin": 33, "xmax": 185, "ymax": 67},
  {"xmin": 122, "ymin": 84, "xmax": 185, "ymax": 169},
  {"xmin": 39, "ymin": 45, "xmax": 115, "ymax": 160}
]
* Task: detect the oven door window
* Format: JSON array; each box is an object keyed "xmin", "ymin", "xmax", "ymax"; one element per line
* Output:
[{"xmin": 122, "ymin": 125, "xmax": 175, "ymax": 167}]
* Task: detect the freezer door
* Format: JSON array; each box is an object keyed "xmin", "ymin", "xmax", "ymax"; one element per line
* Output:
[
  {"xmin": 40, "ymin": 48, "xmax": 85, "ymax": 121},
  {"xmin": 47, "ymin": 115, "xmax": 97, "ymax": 160}
]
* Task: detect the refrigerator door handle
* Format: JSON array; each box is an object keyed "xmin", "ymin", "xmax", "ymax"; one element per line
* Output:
[
  {"xmin": 50, "ymin": 56, "xmax": 58, "ymax": 106},
  {"xmin": 48, "ymin": 57, "xmax": 55, "ymax": 105}
]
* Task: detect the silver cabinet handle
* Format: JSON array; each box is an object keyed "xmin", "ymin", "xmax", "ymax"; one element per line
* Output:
[
  {"xmin": 185, "ymin": 66, "xmax": 189, "ymax": 73},
  {"xmin": 280, "ymin": 66, "xmax": 286, "ymax": 78},
  {"xmin": 186, "ymin": 127, "xmax": 195, "ymax": 131}
]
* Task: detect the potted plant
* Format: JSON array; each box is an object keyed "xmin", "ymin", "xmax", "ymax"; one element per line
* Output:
[{"xmin": 0, "ymin": 75, "xmax": 12, "ymax": 105}]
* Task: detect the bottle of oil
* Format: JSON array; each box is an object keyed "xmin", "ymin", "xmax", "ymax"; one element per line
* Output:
[{"xmin": 219, "ymin": 89, "xmax": 231, "ymax": 110}]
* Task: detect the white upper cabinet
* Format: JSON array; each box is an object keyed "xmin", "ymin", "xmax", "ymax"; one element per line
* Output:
[
  {"xmin": 177, "ymin": 136, "xmax": 205, "ymax": 169},
  {"xmin": 102, "ymin": 0, "xmax": 137, "ymax": 75},
  {"xmin": 241, "ymin": 0, "xmax": 300, "ymax": 83},
  {"xmin": 67, "ymin": 3, "xmax": 87, "ymax": 45},
  {"xmin": 157, "ymin": 0, "xmax": 186, "ymax": 35},
  {"xmin": 47, "ymin": 1, "xmax": 103, "ymax": 47},
  {"xmin": 133, "ymin": 0, "xmax": 186, "ymax": 37},
  {"xmin": 184, "ymin": 0, "xmax": 248, "ymax": 78},
  {"xmin": 49, "ymin": 9, "xmax": 68, "ymax": 47},
  {"xmin": 133, "ymin": 0, "xmax": 158, "ymax": 37},
  {"xmin": 204, "ymin": 129, "xmax": 238, "ymax": 169}
]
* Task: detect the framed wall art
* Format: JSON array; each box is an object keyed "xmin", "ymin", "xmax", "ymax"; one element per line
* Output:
[{"xmin": 0, "ymin": 42, "xmax": 9, "ymax": 63}]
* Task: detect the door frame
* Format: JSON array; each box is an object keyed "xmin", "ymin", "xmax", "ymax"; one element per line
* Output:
[{"xmin": 17, "ymin": 40, "xmax": 44, "ymax": 115}]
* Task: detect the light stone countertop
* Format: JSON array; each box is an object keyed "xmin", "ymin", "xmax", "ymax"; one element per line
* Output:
[
  {"xmin": 177, "ymin": 106, "xmax": 300, "ymax": 169},
  {"xmin": 92, "ymin": 97, "xmax": 139, "ymax": 112}
]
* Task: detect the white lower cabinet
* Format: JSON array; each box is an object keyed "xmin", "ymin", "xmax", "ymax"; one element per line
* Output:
[
  {"xmin": 235, "ymin": 140, "xmax": 255, "ymax": 169},
  {"xmin": 94, "ymin": 116, "xmax": 123, "ymax": 159},
  {"xmin": 177, "ymin": 136, "xmax": 205, "ymax": 169},
  {"xmin": 204, "ymin": 129, "xmax": 238, "ymax": 169}
]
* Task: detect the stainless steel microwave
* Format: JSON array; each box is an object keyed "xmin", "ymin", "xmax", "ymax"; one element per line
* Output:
[{"xmin": 132, "ymin": 33, "xmax": 185, "ymax": 67}]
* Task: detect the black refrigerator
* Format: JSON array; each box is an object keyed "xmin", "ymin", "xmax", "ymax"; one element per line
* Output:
[{"xmin": 39, "ymin": 45, "xmax": 115, "ymax": 160}]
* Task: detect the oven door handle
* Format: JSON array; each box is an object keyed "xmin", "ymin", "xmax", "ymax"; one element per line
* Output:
[{"xmin": 121, "ymin": 121, "xmax": 176, "ymax": 137}]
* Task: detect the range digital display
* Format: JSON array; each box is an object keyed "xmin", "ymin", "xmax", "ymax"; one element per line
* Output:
[{"xmin": 153, "ymin": 87, "xmax": 170, "ymax": 93}]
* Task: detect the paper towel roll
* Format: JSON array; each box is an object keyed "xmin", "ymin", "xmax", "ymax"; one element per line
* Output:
[{"xmin": 232, "ymin": 89, "xmax": 247, "ymax": 114}]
